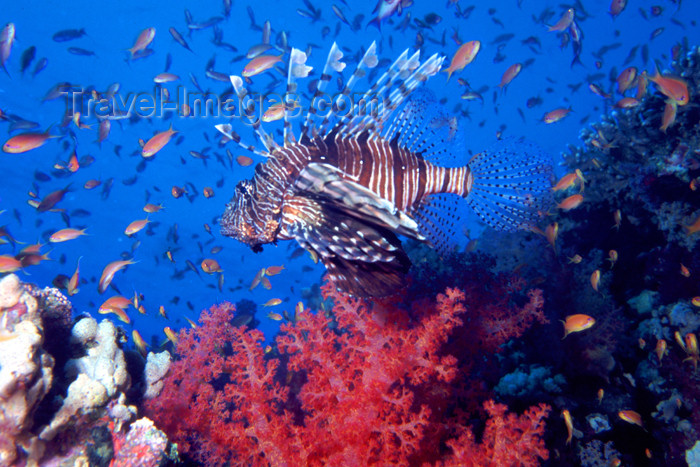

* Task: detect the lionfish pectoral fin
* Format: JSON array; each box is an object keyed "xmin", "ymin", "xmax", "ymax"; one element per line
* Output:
[
  {"xmin": 412, "ymin": 194, "xmax": 467, "ymax": 257},
  {"xmin": 294, "ymin": 204, "xmax": 411, "ymax": 297},
  {"xmin": 295, "ymin": 162, "xmax": 423, "ymax": 240},
  {"xmin": 466, "ymin": 137, "xmax": 554, "ymax": 232}
]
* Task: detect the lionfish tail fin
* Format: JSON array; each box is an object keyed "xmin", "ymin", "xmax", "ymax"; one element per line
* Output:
[{"xmin": 466, "ymin": 137, "xmax": 553, "ymax": 232}]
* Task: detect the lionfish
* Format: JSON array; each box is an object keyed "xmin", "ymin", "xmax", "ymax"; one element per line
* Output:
[{"xmin": 218, "ymin": 42, "xmax": 552, "ymax": 297}]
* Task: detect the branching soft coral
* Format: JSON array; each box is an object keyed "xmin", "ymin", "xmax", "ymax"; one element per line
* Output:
[
  {"xmin": 144, "ymin": 303, "xmax": 298, "ymax": 466},
  {"xmin": 275, "ymin": 284, "xmax": 466, "ymax": 464},
  {"xmin": 146, "ymin": 284, "xmax": 551, "ymax": 466},
  {"xmin": 440, "ymin": 400, "xmax": 551, "ymax": 467}
]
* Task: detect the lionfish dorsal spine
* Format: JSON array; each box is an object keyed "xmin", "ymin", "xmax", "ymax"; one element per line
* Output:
[
  {"xmin": 341, "ymin": 49, "xmax": 416, "ymax": 135},
  {"xmin": 302, "ymin": 41, "xmax": 344, "ymax": 139},
  {"xmin": 317, "ymin": 41, "xmax": 379, "ymax": 134},
  {"xmin": 284, "ymin": 47, "xmax": 312, "ymax": 146},
  {"xmin": 230, "ymin": 74, "xmax": 279, "ymax": 154}
]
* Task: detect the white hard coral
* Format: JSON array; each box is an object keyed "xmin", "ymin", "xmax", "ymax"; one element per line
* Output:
[{"xmin": 0, "ymin": 274, "xmax": 54, "ymax": 465}]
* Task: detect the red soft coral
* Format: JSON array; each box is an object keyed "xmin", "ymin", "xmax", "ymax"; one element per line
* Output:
[
  {"xmin": 439, "ymin": 400, "xmax": 551, "ymax": 467},
  {"xmin": 146, "ymin": 283, "xmax": 551, "ymax": 466},
  {"xmin": 144, "ymin": 303, "xmax": 298, "ymax": 466},
  {"xmin": 274, "ymin": 284, "xmax": 466, "ymax": 465}
]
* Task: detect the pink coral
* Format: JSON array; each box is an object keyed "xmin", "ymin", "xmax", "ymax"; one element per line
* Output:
[{"xmin": 146, "ymin": 283, "xmax": 551, "ymax": 466}]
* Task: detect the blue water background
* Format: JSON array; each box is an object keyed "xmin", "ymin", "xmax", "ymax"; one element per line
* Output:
[{"xmin": 0, "ymin": 0, "xmax": 696, "ymax": 346}]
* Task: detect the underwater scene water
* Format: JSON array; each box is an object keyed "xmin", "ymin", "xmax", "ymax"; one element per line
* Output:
[{"xmin": 1, "ymin": 0, "xmax": 699, "ymax": 465}]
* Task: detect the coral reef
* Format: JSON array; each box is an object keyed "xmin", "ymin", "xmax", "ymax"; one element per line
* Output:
[
  {"xmin": 542, "ymin": 45, "xmax": 700, "ymax": 465},
  {"xmin": 0, "ymin": 274, "xmax": 174, "ymax": 465},
  {"xmin": 146, "ymin": 280, "xmax": 551, "ymax": 466}
]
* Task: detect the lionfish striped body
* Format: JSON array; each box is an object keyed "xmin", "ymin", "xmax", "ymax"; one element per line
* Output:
[{"xmin": 219, "ymin": 42, "xmax": 552, "ymax": 297}]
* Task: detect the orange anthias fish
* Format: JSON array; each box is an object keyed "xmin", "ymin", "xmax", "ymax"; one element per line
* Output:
[
  {"xmin": 655, "ymin": 339, "xmax": 667, "ymax": 364},
  {"xmin": 99, "ymin": 296, "xmax": 132, "ymax": 323},
  {"xmin": 143, "ymin": 203, "xmax": 164, "ymax": 213},
  {"xmin": 618, "ymin": 410, "xmax": 643, "ymax": 427},
  {"xmin": 164, "ymin": 326, "xmax": 178, "ymax": 346},
  {"xmin": 649, "ymin": 66, "xmax": 690, "ymax": 106},
  {"xmin": 132, "ymin": 330, "xmax": 148, "ymax": 357},
  {"xmin": 616, "ymin": 67, "xmax": 637, "ymax": 94},
  {"xmin": 498, "ymin": 63, "xmax": 522, "ymax": 90},
  {"xmin": 142, "ymin": 125, "xmax": 177, "ymax": 158},
  {"xmin": 3, "ymin": 131, "xmax": 57, "ymax": 153},
  {"xmin": 128, "ymin": 27, "xmax": 156, "ymax": 58},
  {"xmin": 263, "ymin": 298, "xmax": 282, "ymax": 307},
  {"xmin": 444, "ymin": 40, "xmax": 480, "ymax": 81},
  {"xmin": 548, "ymin": 8, "xmax": 575, "ymax": 32},
  {"xmin": 242, "ymin": 55, "xmax": 282, "ymax": 78},
  {"xmin": 99, "ymin": 295, "xmax": 132, "ymax": 313},
  {"xmin": 557, "ymin": 194, "xmax": 584, "ymax": 211},
  {"xmin": 561, "ymin": 314, "xmax": 595, "ymax": 338},
  {"xmin": 615, "ymin": 97, "xmax": 640, "ymax": 109},
  {"xmin": 201, "ymin": 258, "xmax": 222, "ymax": 273},
  {"xmin": 685, "ymin": 217, "xmax": 700, "ymax": 235},
  {"xmin": 125, "ymin": 218, "xmax": 150, "ymax": 236},
  {"xmin": 67, "ymin": 257, "xmax": 81, "ymax": 296},
  {"xmin": 237, "ymin": 155, "xmax": 254, "ymax": 166},
  {"xmin": 660, "ymin": 100, "xmax": 677, "ymax": 132},
  {"xmin": 609, "ymin": 0, "xmax": 628, "ymax": 18},
  {"xmin": 265, "ymin": 265, "xmax": 285, "ymax": 276},
  {"xmin": 543, "ymin": 108, "xmax": 571, "ymax": 124},
  {"xmin": 562, "ymin": 409, "xmax": 574, "ymax": 444},
  {"xmin": 49, "ymin": 228, "xmax": 87, "ymax": 243},
  {"xmin": 0, "ymin": 254, "xmax": 22, "ymax": 273},
  {"xmin": 250, "ymin": 267, "xmax": 266, "ymax": 291},
  {"xmin": 552, "ymin": 172, "xmax": 579, "ymax": 191},
  {"xmin": 590, "ymin": 269, "xmax": 601, "ymax": 292},
  {"xmin": 98, "ymin": 259, "xmax": 136, "ymax": 293}
]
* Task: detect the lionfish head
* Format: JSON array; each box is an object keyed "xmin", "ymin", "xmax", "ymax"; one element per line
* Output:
[{"xmin": 220, "ymin": 179, "xmax": 277, "ymax": 251}]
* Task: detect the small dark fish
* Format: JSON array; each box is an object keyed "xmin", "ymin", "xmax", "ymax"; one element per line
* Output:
[
  {"xmin": 67, "ymin": 47, "xmax": 96, "ymax": 57},
  {"xmin": 641, "ymin": 44, "xmax": 649, "ymax": 64},
  {"xmin": 52, "ymin": 28, "xmax": 86, "ymax": 42},
  {"xmin": 650, "ymin": 5, "xmax": 663, "ymax": 16},
  {"xmin": 37, "ymin": 184, "xmax": 72, "ymax": 212},
  {"xmin": 246, "ymin": 5, "xmax": 256, "ymax": 27},
  {"xmin": 623, "ymin": 45, "xmax": 638, "ymax": 65},
  {"xmin": 526, "ymin": 96, "xmax": 543, "ymax": 108},
  {"xmin": 650, "ymin": 27, "xmax": 664, "ymax": 40},
  {"xmin": 34, "ymin": 170, "xmax": 51, "ymax": 182},
  {"xmin": 424, "ymin": 13, "xmax": 442, "ymax": 26},
  {"xmin": 491, "ymin": 33, "xmax": 515, "ymax": 44},
  {"xmin": 189, "ymin": 73, "xmax": 203, "ymax": 93},
  {"xmin": 205, "ymin": 69, "xmax": 228, "ymax": 82},
  {"xmin": 70, "ymin": 209, "xmax": 91, "ymax": 218},
  {"xmin": 101, "ymin": 177, "xmax": 114, "ymax": 200},
  {"xmin": 20, "ymin": 46, "xmax": 36, "ymax": 74},
  {"xmin": 188, "ymin": 16, "xmax": 224, "ymax": 30},
  {"xmin": 131, "ymin": 49, "xmax": 154, "ymax": 60},
  {"xmin": 122, "ymin": 175, "xmax": 138, "ymax": 186},
  {"xmin": 32, "ymin": 57, "xmax": 48, "ymax": 76},
  {"xmin": 9, "ymin": 119, "xmax": 40, "ymax": 132},
  {"xmin": 332, "ymin": 5, "xmax": 351, "ymax": 26},
  {"xmin": 223, "ymin": 0, "xmax": 232, "ymax": 17}
]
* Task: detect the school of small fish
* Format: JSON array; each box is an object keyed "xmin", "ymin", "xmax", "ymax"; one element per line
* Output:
[{"xmin": 0, "ymin": 2, "xmax": 696, "ymax": 453}]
